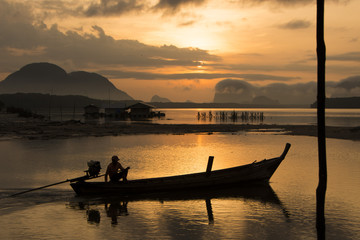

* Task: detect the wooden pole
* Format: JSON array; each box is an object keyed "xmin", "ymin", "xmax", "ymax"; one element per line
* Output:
[
  {"xmin": 206, "ymin": 156, "xmax": 214, "ymax": 176},
  {"xmin": 7, "ymin": 174, "xmax": 105, "ymax": 198},
  {"xmin": 205, "ymin": 199, "xmax": 214, "ymax": 224},
  {"xmin": 316, "ymin": 0, "xmax": 327, "ymax": 239}
]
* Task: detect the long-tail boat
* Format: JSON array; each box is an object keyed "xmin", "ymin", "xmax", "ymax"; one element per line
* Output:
[{"xmin": 70, "ymin": 143, "xmax": 291, "ymax": 196}]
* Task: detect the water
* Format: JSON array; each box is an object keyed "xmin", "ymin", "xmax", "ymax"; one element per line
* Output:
[
  {"xmin": 0, "ymin": 134, "xmax": 359, "ymax": 239},
  {"xmin": 153, "ymin": 108, "xmax": 360, "ymax": 127},
  {"xmin": 44, "ymin": 108, "xmax": 360, "ymax": 127}
]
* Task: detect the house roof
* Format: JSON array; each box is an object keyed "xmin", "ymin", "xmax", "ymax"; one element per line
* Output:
[
  {"xmin": 84, "ymin": 104, "xmax": 99, "ymax": 109},
  {"xmin": 128, "ymin": 102, "xmax": 156, "ymax": 109}
]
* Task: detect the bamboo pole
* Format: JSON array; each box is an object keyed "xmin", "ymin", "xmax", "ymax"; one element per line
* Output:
[{"xmin": 7, "ymin": 174, "xmax": 105, "ymax": 198}]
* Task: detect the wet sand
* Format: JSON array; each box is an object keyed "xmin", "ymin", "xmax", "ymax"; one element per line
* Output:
[{"xmin": 0, "ymin": 114, "xmax": 359, "ymax": 140}]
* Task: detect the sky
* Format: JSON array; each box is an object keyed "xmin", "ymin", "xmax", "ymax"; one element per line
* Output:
[{"xmin": 0, "ymin": 0, "xmax": 359, "ymax": 103}]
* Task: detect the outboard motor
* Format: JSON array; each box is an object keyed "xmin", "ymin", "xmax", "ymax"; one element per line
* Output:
[{"xmin": 86, "ymin": 160, "xmax": 101, "ymax": 177}]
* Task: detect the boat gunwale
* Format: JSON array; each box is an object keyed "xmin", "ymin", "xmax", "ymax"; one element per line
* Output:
[{"xmin": 72, "ymin": 143, "xmax": 290, "ymax": 185}]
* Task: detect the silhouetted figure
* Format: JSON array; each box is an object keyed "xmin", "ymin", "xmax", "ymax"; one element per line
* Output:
[
  {"xmin": 105, "ymin": 201, "xmax": 129, "ymax": 225},
  {"xmin": 105, "ymin": 155, "xmax": 130, "ymax": 182},
  {"xmin": 87, "ymin": 209, "xmax": 101, "ymax": 224}
]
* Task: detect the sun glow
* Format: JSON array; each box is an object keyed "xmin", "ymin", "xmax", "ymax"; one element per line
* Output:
[{"xmin": 166, "ymin": 24, "xmax": 221, "ymax": 50}]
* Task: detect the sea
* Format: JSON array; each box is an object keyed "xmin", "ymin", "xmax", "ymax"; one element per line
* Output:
[
  {"xmin": 0, "ymin": 108, "xmax": 359, "ymax": 240},
  {"xmin": 42, "ymin": 107, "xmax": 360, "ymax": 127}
]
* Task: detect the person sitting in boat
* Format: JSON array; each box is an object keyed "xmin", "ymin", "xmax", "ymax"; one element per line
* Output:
[{"xmin": 105, "ymin": 155, "xmax": 130, "ymax": 182}]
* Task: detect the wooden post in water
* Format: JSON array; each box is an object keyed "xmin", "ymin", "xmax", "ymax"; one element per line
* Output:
[
  {"xmin": 316, "ymin": 0, "xmax": 327, "ymax": 239},
  {"xmin": 205, "ymin": 199, "xmax": 214, "ymax": 224},
  {"xmin": 206, "ymin": 156, "xmax": 214, "ymax": 176}
]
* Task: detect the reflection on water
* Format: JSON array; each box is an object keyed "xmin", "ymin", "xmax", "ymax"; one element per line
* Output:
[
  {"xmin": 0, "ymin": 185, "xmax": 292, "ymax": 240},
  {"xmin": 67, "ymin": 184, "xmax": 288, "ymax": 227},
  {"xmin": 153, "ymin": 108, "xmax": 360, "ymax": 127},
  {"xmin": 36, "ymin": 108, "xmax": 360, "ymax": 127},
  {"xmin": 87, "ymin": 209, "xmax": 101, "ymax": 224},
  {"xmin": 196, "ymin": 110, "xmax": 265, "ymax": 124},
  {"xmin": 0, "ymin": 134, "xmax": 359, "ymax": 239}
]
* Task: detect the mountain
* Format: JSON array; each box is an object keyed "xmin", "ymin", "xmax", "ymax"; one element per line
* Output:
[
  {"xmin": 311, "ymin": 97, "xmax": 360, "ymax": 108},
  {"xmin": 0, "ymin": 93, "xmax": 137, "ymax": 110},
  {"xmin": 150, "ymin": 95, "xmax": 171, "ymax": 103},
  {"xmin": 0, "ymin": 62, "xmax": 133, "ymax": 101},
  {"xmin": 251, "ymin": 96, "xmax": 279, "ymax": 105}
]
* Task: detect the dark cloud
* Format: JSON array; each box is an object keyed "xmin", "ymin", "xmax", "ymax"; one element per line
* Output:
[
  {"xmin": 21, "ymin": 0, "xmax": 353, "ymax": 19},
  {"xmin": 83, "ymin": 0, "xmax": 145, "ymax": 17},
  {"xmin": 99, "ymin": 70, "xmax": 298, "ymax": 81},
  {"xmin": 350, "ymin": 38, "xmax": 358, "ymax": 42},
  {"xmin": 214, "ymin": 76, "xmax": 360, "ymax": 104},
  {"xmin": 278, "ymin": 19, "xmax": 311, "ymax": 29},
  {"xmin": 328, "ymin": 52, "xmax": 360, "ymax": 62},
  {"xmin": 25, "ymin": 0, "xmax": 146, "ymax": 17},
  {"xmin": 214, "ymin": 79, "xmax": 317, "ymax": 104},
  {"xmin": 233, "ymin": 0, "xmax": 349, "ymax": 7},
  {"xmin": 153, "ymin": 0, "xmax": 207, "ymax": 13},
  {"xmin": 220, "ymin": 62, "xmax": 316, "ymax": 73},
  {"xmin": 32, "ymin": 0, "xmax": 207, "ymax": 17},
  {"xmin": 261, "ymin": 82, "xmax": 317, "ymax": 104},
  {"xmin": 177, "ymin": 20, "xmax": 196, "ymax": 27},
  {"xmin": 327, "ymin": 76, "xmax": 360, "ymax": 98},
  {"xmin": 336, "ymin": 76, "xmax": 360, "ymax": 90},
  {"xmin": 214, "ymin": 79, "xmax": 256, "ymax": 103},
  {"xmin": 0, "ymin": 0, "xmax": 219, "ymax": 74}
]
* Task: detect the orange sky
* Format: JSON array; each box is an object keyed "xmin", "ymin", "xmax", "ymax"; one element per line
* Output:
[{"xmin": 0, "ymin": 0, "xmax": 359, "ymax": 103}]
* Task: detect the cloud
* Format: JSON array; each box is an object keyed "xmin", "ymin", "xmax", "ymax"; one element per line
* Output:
[
  {"xmin": 278, "ymin": 19, "xmax": 312, "ymax": 30},
  {"xmin": 20, "ymin": 0, "xmax": 147, "ymax": 17},
  {"xmin": 0, "ymin": 0, "xmax": 220, "ymax": 74},
  {"xmin": 177, "ymin": 20, "xmax": 196, "ymax": 27},
  {"xmin": 214, "ymin": 79, "xmax": 256, "ymax": 103},
  {"xmin": 336, "ymin": 76, "xmax": 360, "ymax": 90},
  {"xmin": 236, "ymin": 0, "xmax": 312, "ymax": 6},
  {"xmin": 350, "ymin": 38, "xmax": 358, "ymax": 42},
  {"xmin": 233, "ymin": 0, "xmax": 350, "ymax": 7},
  {"xmin": 83, "ymin": 0, "xmax": 146, "ymax": 17},
  {"xmin": 327, "ymin": 52, "xmax": 360, "ymax": 62},
  {"xmin": 214, "ymin": 76, "xmax": 360, "ymax": 104},
  {"xmin": 29, "ymin": 0, "xmax": 207, "ymax": 17},
  {"xmin": 99, "ymin": 70, "xmax": 298, "ymax": 81},
  {"xmin": 327, "ymin": 75, "xmax": 360, "ymax": 97},
  {"xmin": 153, "ymin": 0, "xmax": 207, "ymax": 13},
  {"xmin": 214, "ymin": 79, "xmax": 317, "ymax": 104},
  {"xmin": 18, "ymin": 0, "xmax": 353, "ymax": 20},
  {"xmin": 220, "ymin": 62, "xmax": 316, "ymax": 73}
]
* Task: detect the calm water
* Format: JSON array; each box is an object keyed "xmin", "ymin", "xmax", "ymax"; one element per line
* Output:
[
  {"xmin": 47, "ymin": 108, "xmax": 360, "ymax": 127},
  {"xmin": 153, "ymin": 108, "xmax": 360, "ymax": 127},
  {"xmin": 0, "ymin": 134, "xmax": 359, "ymax": 239}
]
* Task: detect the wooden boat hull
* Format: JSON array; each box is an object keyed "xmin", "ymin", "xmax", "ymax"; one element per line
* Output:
[{"xmin": 71, "ymin": 143, "xmax": 291, "ymax": 196}]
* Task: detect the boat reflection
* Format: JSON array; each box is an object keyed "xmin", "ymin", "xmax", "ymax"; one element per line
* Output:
[
  {"xmin": 105, "ymin": 201, "xmax": 129, "ymax": 225},
  {"xmin": 87, "ymin": 209, "xmax": 101, "ymax": 224},
  {"xmin": 67, "ymin": 184, "xmax": 289, "ymax": 226}
]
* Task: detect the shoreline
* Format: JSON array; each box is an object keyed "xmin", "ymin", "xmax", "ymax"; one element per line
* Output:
[{"xmin": 1, "ymin": 115, "xmax": 359, "ymax": 141}]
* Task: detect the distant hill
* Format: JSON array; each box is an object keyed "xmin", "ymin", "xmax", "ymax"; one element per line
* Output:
[
  {"xmin": 150, "ymin": 95, "xmax": 171, "ymax": 103},
  {"xmin": 311, "ymin": 97, "xmax": 360, "ymax": 108},
  {"xmin": 251, "ymin": 96, "xmax": 279, "ymax": 105},
  {"xmin": 0, "ymin": 93, "xmax": 138, "ymax": 110},
  {"xmin": 0, "ymin": 62, "xmax": 133, "ymax": 101}
]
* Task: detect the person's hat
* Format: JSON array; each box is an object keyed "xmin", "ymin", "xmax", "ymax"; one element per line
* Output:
[{"xmin": 112, "ymin": 155, "xmax": 119, "ymax": 161}]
